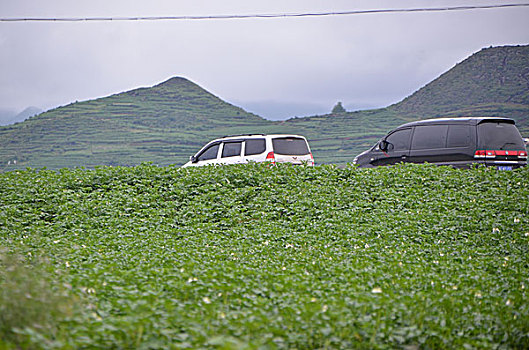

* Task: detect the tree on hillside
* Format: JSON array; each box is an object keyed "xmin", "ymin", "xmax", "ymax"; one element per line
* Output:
[{"xmin": 332, "ymin": 102, "xmax": 346, "ymax": 114}]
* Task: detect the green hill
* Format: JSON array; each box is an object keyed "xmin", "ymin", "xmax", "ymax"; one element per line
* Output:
[
  {"xmin": 281, "ymin": 45, "xmax": 529, "ymax": 164},
  {"xmin": 1, "ymin": 45, "xmax": 528, "ymax": 170},
  {"xmin": 291, "ymin": 45, "xmax": 529, "ymax": 164},
  {"xmin": 278, "ymin": 108, "xmax": 406, "ymax": 165},
  {"xmin": 0, "ymin": 77, "xmax": 271, "ymax": 170},
  {"xmin": 390, "ymin": 44, "xmax": 529, "ymax": 139},
  {"xmin": 392, "ymin": 45, "xmax": 529, "ymax": 120}
]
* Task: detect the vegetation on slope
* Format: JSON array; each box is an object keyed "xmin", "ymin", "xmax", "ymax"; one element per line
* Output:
[
  {"xmin": 279, "ymin": 108, "xmax": 407, "ymax": 165},
  {"xmin": 393, "ymin": 45, "xmax": 529, "ymax": 115},
  {"xmin": 0, "ymin": 77, "xmax": 270, "ymax": 170},
  {"xmin": 391, "ymin": 45, "xmax": 529, "ymax": 133},
  {"xmin": 0, "ymin": 45, "xmax": 528, "ymax": 170},
  {"xmin": 1, "ymin": 164, "xmax": 528, "ymax": 349},
  {"xmin": 281, "ymin": 45, "xmax": 529, "ymax": 162}
]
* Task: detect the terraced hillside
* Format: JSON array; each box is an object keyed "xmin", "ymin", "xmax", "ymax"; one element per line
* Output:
[
  {"xmin": 1, "ymin": 45, "xmax": 528, "ymax": 170},
  {"xmin": 300, "ymin": 45, "xmax": 529, "ymax": 164},
  {"xmin": 279, "ymin": 109, "xmax": 407, "ymax": 165},
  {"xmin": 391, "ymin": 45, "xmax": 529, "ymax": 130},
  {"xmin": 0, "ymin": 78, "xmax": 271, "ymax": 170}
]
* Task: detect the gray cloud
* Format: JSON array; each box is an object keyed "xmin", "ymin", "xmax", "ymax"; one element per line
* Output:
[{"xmin": 1, "ymin": 0, "xmax": 528, "ymax": 121}]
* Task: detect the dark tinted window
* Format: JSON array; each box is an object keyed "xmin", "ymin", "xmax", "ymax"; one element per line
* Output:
[
  {"xmin": 245, "ymin": 139, "xmax": 266, "ymax": 156},
  {"xmin": 411, "ymin": 125, "xmax": 448, "ymax": 150},
  {"xmin": 197, "ymin": 143, "xmax": 219, "ymax": 161},
  {"xmin": 222, "ymin": 141, "xmax": 242, "ymax": 158},
  {"xmin": 478, "ymin": 122, "xmax": 525, "ymax": 150},
  {"xmin": 272, "ymin": 137, "xmax": 309, "ymax": 155},
  {"xmin": 447, "ymin": 125, "xmax": 471, "ymax": 148},
  {"xmin": 386, "ymin": 128, "xmax": 412, "ymax": 151}
]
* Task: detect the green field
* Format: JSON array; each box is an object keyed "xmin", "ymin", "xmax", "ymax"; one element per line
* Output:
[{"xmin": 1, "ymin": 164, "xmax": 528, "ymax": 349}]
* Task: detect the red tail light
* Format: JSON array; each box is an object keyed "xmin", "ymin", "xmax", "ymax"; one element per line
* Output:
[
  {"xmin": 474, "ymin": 150, "xmax": 486, "ymax": 158},
  {"xmin": 475, "ymin": 150, "xmax": 527, "ymax": 159},
  {"xmin": 266, "ymin": 151, "xmax": 275, "ymax": 164},
  {"xmin": 474, "ymin": 150, "xmax": 498, "ymax": 158},
  {"xmin": 495, "ymin": 150, "xmax": 518, "ymax": 156},
  {"xmin": 310, "ymin": 153, "xmax": 314, "ymax": 165}
]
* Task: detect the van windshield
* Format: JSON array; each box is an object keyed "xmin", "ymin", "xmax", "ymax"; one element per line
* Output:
[
  {"xmin": 272, "ymin": 137, "xmax": 309, "ymax": 155},
  {"xmin": 478, "ymin": 122, "xmax": 525, "ymax": 150}
]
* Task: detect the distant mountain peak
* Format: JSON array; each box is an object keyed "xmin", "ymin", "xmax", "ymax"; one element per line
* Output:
[
  {"xmin": 136, "ymin": 76, "xmax": 217, "ymax": 99},
  {"xmin": 155, "ymin": 76, "xmax": 194, "ymax": 87},
  {"xmin": 391, "ymin": 44, "xmax": 529, "ymax": 117},
  {"xmin": 18, "ymin": 106, "xmax": 42, "ymax": 117},
  {"xmin": 0, "ymin": 106, "xmax": 42, "ymax": 126}
]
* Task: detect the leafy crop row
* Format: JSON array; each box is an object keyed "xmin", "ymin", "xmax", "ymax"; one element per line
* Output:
[{"xmin": 1, "ymin": 164, "xmax": 528, "ymax": 349}]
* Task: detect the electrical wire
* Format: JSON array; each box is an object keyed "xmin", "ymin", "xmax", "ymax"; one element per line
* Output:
[{"xmin": 1, "ymin": 3, "xmax": 529, "ymax": 22}]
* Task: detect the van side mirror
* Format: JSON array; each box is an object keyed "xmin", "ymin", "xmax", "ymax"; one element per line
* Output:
[
  {"xmin": 379, "ymin": 140, "xmax": 389, "ymax": 152},
  {"xmin": 190, "ymin": 155, "xmax": 198, "ymax": 163}
]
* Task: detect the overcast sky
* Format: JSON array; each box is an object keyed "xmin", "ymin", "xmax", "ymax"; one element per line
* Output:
[{"xmin": 1, "ymin": 0, "xmax": 528, "ymax": 120}]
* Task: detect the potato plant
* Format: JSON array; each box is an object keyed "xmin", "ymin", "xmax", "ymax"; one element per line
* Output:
[{"xmin": 1, "ymin": 163, "xmax": 528, "ymax": 349}]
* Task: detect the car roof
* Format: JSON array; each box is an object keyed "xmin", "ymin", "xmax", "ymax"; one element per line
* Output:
[
  {"xmin": 397, "ymin": 116, "xmax": 516, "ymax": 129},
  {"xmin": 216, "ymin": 134, "xmax": 307, "ymax": 141},
  {"xmin": 191, "ymin": 134, "xmax": 310, "ymax": 157}
]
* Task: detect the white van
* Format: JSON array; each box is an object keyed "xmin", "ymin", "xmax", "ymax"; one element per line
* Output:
[{"xmin": 183, "ymin": 134, "xmax": 314, "ymax": 167}]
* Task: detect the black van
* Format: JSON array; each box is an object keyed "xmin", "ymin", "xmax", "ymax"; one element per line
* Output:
[{"xmin": 353, "ymin": 117, "xmax": 527, "ymax": 169}]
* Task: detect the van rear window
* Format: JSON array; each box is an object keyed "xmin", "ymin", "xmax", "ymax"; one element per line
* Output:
[
  {"xmin": 272, "ymin": 137, "xmax": 309, "ymax": 155},
  {"xmin": 478, "ymin": 122, "xmax": 525, "ymax": 150}
]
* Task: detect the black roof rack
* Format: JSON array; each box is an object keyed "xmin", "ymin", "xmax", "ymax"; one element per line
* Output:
[
  {"xmin": 221, "ymin": 134, "xmax": 266, "ymax": 138},
  {"xmin": 399, "ymin": 116, "xmax": 515, "ymax": 128}
]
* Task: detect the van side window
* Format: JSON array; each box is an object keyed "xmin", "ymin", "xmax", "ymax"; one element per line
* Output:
[
  {"xmin": 411, "ymin": 125, "xmax": 448, "ymax": 150},
  {"xmin": 447, "ymin": 125, "xmax": 471, "ymax": 148},
  {"xmin": 386, "ymin": 128, "xmax": 412, "ymax": 151},
  {"xmin": 245, "ymin": 139, "xmax": 266, "ymax": 156},
  {"xmin": 197, "ymin": 143, "xmax": 220, "ymax": 161},
  {"xmin": 222, "ymin": 142, "xmax": 242, "ymax": 158}
]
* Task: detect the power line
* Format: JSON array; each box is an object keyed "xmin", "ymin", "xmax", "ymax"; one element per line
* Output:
[{"xmin": 1, "ymin": 3, "xmax": 529, "ymax": 22}]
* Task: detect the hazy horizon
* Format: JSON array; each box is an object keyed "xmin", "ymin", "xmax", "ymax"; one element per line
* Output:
[{"xmin": 1, "ymin": 1, "xmax": 528, "ymax": 122}]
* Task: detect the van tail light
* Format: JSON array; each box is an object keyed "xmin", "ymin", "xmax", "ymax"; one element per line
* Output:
[
  {"xmin": 266, "ymin": 151, "xmax": 276, "ymax": 164},
  {"xmin": 474, "ymin": 150, "xmax": 486, "ymax": 158},
  {"xmin": 310, "ymin": 153, "xmax": 314, "ymax": 165},
  {"xmin": 475, "ymin": 150, "xmax": 527, "ymax": 159},
  {"xmin": 474, "ymin": 150, "xmax": 497, "ymax": 158}
]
